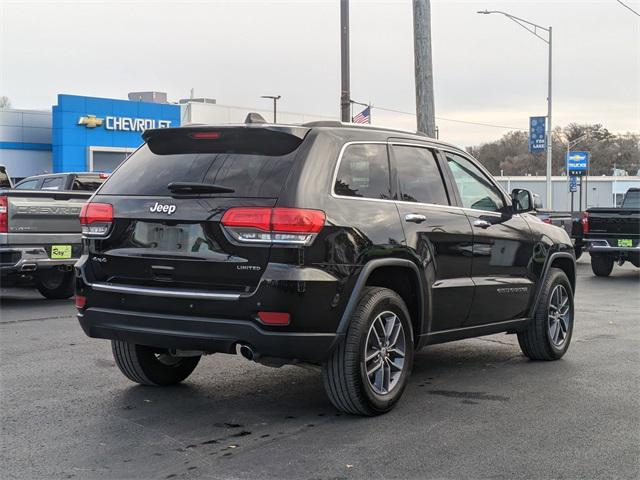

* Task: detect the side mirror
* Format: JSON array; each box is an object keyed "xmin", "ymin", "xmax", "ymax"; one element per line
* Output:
[{"xmin": 511, "ymin": 188, "xmax": 535, "ymax": 213}]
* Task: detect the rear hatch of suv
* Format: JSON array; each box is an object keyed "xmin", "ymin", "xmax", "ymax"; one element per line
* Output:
[{"xmin": 83, "ymin": 125, "xmax": 311, "ymax": 294}]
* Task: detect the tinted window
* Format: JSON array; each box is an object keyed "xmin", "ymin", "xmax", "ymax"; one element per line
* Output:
[
  {"xmin": 446, "ymin": 153, "xmax": 505, "ymax": 212},
  {"xmin": 622, "ymin": 190, "xmax": 640, "ymax": 208},
  {"xmin": 334, "ymin": 144, "xmax": 391, "ymax": 199},
  {"xmin": 72, "ymin": 175, "xmax": 106, "ymax": 191},
  {"xmin": 41, "ymin": 177, "xmax": 64, "ymax": 190},
  {"xmin": 99, "ymin": 145, "xmax": 297, "ymax": 197},
  {"xmin": 15, "ymin": 179, "xmax": 39, "ymax": 190},
  {"xmin": 393, "ymin": 145, "xmax": 448, "ymax": 205}
]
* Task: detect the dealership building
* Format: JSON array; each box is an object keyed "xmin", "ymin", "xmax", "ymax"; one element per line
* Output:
[
  {"xmin": 0, "ymin": 93, "xmax": 181, "ymax": 177},
  {"xmin": 0, "ymin": 92, "xmax": 637, "ymax": 209}
]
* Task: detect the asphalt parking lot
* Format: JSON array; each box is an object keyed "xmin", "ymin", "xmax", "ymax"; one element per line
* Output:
[{"xmin": 1, "ymin": 255, "xmax": 639, "ymax": 480}]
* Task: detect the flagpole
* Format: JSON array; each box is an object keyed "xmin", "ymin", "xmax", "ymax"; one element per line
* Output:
[{"xmin": 368, "ymin": 103, "xmax": 372, "ymax": 124}]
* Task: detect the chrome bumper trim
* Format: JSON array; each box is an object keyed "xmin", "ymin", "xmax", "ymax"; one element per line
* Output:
[{"xmin": 89, "ymin": 282, "xmax": 241, "ymax": 301}]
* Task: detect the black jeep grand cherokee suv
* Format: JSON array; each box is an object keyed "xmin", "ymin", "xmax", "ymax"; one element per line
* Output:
[{"xmin": 76, "ymin": 121, "xmax": 576, "ymax": 415}]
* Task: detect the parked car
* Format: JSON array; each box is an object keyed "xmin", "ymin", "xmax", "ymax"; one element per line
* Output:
[
  {"xmin": 13, "ymin": 172, "xmax": 109, "ymax": 192},
  {"xmin": 0, "ymin": 186, "xmax": 92, "ymax": 298},
  {"xmin": 582, "ymin": 188, "xmax": 640, "ymax": 276},
  {"xmin": 75, "ymin": 120, "xmax": 576, "ymax": 416},
  {"xmin": 0, "ymin": 165, "xmax": 12, "ymax": 189}
]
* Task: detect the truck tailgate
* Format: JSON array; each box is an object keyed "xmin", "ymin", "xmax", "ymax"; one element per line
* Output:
[{"xmin": 3, "ymin": 190, "xmax": 91, "ymax": 234}]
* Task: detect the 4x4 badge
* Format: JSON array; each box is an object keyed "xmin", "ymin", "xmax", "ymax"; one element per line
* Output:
[{"xmin": 149, "ymin": 202, "xmax": 176, "ymax": 215}]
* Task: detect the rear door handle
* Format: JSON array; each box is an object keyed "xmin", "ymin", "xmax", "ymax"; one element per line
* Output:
[
  {"xmin": 404, "ymin": 213, "xmax": 427, "ymax": 223},
  {"xmin": 473, "ymin": 219, "xmax": 492, "ymax": 229}
]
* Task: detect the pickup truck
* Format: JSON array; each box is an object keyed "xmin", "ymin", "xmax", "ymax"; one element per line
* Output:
[
  {"xmin": 0, "ymin": 189, "xmax": 91, "ymax": 298},
  {"xmin": 13, "ymin": 172, "xmax": 108, "ymax": 191},
  {"xmin": 582, "ymin": 188, "xmax": 640, "ymax": 276},
  {"xmin": 535, "ymin": 209, "xmax": 585, "ymax": 259}
]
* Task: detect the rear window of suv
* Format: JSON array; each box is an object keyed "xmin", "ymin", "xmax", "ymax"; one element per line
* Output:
[{"xmin": 99, "ymin": 145, "xmax": 298, "ymax": 198}]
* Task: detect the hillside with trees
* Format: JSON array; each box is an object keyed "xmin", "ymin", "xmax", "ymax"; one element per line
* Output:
[{"xmin": 467, "ymin": 124, "xmax": 640, "ymax": 177}]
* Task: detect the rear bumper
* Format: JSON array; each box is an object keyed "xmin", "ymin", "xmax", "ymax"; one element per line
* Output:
[
  {"xmin": 0, "ymin": 246, "xmax": 79, "ymax": 274},
  {"xmin": 585, "ymin": 239, "xmax": 640, "ymax": 253},
  {"xmin": 78, "ymin": 307, "xmax": 341, "ymax": 363}
]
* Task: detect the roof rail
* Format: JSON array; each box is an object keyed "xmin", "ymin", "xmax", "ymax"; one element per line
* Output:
[{"xmin": 301, "ymin": 120, "xmax": 431, "ymax": 138}]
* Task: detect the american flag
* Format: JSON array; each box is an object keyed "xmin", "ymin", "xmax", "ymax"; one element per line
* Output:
[{"xmin": 352, "ymin": 106, "xmax": 371, "ymax": 124}]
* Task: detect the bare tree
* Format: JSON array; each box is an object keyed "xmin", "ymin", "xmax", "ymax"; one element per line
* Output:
[
  {"xmin": 0, "ymin": 96, "xmax": 11, "ymax": 109},
  {"xmin": 472, "ymin": 123, "xmax": 639, "ymax": 177}
]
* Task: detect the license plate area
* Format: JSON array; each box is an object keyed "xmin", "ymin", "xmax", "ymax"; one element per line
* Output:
[
  {"xmin": 51, "ymin": 245, "xmax": 72, "ymax": 259},
  {"xmin": 617, "ymin": 239, "xmax": 633, "ymax": 247},
  {"xmin": 133, "ymin": 222, "xmax": 216, "ymax": 255}
]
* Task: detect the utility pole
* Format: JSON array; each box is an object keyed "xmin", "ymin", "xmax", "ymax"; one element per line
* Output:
[
  {"xmin": 413, "ymin": 0, "xmax": 436, "ymax": 137},
  {"xmin": 260, "ymin": 95, "xmax": 281, "ymax": 123},
  {"xmin": 340, "ymin": 0, "xmax": 351, "ymax": 122}
]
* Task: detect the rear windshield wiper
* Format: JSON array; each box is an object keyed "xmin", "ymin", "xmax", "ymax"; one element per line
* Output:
[{"xmin": 167, "ymin": 182, "xmax": 235, "ymax": 194}]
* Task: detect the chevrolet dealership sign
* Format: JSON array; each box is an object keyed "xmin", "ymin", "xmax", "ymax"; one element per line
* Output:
[{"xmin": 78, "ymin": 115, "xmax": 172, "ymax": 131}]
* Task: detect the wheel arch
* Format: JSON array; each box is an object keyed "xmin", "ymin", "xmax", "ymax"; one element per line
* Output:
[
  {"xmin": 528, "ymin": 251, "xmax": 576, "ymax": 318},
  {"xmin": 336, "ymin": 259, "xmax": 425, "ymax": 344}
]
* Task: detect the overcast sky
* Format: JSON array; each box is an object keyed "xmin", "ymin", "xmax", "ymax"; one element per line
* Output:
[{"xmin": 1, "ymin": 0, "xmax": 639, "ymax": 146}]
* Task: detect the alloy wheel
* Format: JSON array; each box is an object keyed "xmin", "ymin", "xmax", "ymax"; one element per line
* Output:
[
  {"xmin": 364, "ymin": 311, "xmax": 406, "ymax": 395},
  {"xmin": 548, "ymin": 284, "xmax": 571, "ymax": 347}
]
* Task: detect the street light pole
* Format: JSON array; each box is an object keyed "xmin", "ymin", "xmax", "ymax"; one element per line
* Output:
[
  {"xmin": 260, "ymin": 95, "xmax": 281, "ymax": 123},
  {"xmin": 478, "ymin": 10, "xmax": 553, "ymax": 208}
]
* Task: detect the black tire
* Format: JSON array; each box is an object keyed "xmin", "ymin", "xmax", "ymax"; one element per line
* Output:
[
  {"xmin": 35, "ymin": 268, "xmax": 75, "ymax": 299},
  {"xmin": 322, "ymin": 287, "xmax": 414, "ymax": 416},
  {"xmin": 591, "ymin": 254, "xmax": 614, "ymax": 277},
  {"xmin": 111, "ymin": 340, "xmax": 200, "ymax": 386},
  {"xmin": 518, "ymin": 268, "xmax": 574, "ymax": 361}
]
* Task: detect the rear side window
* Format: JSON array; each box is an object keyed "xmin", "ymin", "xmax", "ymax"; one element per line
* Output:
[
  {"xmin": 99, "ymin": 145, "xmax": 297, "ymax": 197},
  {"xmin": 15, "ymin": 179, "xmax": 39, "ymax": 190},
  {"xmin": 72, "ymin": 175, "xmax": 106, "ymax": 191},
  {"xmin": 41, "ymin": 176, "xmax": 64, "ymax": 190},
  {"xmin": 334, "ymin": 144, "xmax": 391, "ymax": 200},
  {"xmin": 622, "ymin": 190, "xmax": 640, "ymax": 208},
  {"xmin": 392, "ymin": 145, "xmax": 448, "ymax": 205}
]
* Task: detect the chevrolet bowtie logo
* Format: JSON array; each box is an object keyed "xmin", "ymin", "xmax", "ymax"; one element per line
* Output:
[{"xmin": 77, "ymin": 115, "xmax": 104, "ymax": 128}]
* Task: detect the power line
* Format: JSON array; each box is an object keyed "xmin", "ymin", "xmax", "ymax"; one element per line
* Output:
[
  {"xmin": 370, "ymin": 104, "xmax": 526, "ymax": 130},
  {"xmin": 617, "ymin": 0, "xmax": 640, "ymax": 16}
]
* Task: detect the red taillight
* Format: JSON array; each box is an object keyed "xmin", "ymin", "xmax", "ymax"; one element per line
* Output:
[
  {"xmin": 98, "ymin": 173, "xmax": 109, "ymax": 179},
  {"xmin": 581, "ymin": 211, "xmax": 589, "ymax": 234},
  {"xmin": 79, "ymin": 202, "xmax": 113, "ymax": 236},
  {"xmin": 0, "ymin": 196, "xmax": 8, "ymax": 233},
  {"xmin": 542, "ymin": 217, "xmax": 553, "ymax": 224},
  {"xmin": 221, "ymin": 207, "xmax": 325, "ymax": 245},
  {"xmin": 271, "ymin": 208, "xmax": 326, "ymax": 233},
  {"xmin": 74, "ymin": 295, "xmax": 87, "ymax": 309},
  {"xmin": 257, "ymin": 311, "xmax": 290, "ymax": 326},
  {"xmin": 190, "ymin": 131, "xmax": 222, "ymax": 140},
  {"xmin": 221, "ymin": 208, "xmax": 272, "ymax": 231}
]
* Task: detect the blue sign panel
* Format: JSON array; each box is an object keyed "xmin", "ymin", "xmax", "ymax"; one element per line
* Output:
[
  {"xmin": 529, "ymin": 116, "xmax": 546, "ymax": 153},
  {"xmin": 567, "ymin": 151, "xmax": 589, "ymax": 176},
  {"xmin": 569, "ymin": 175, "xmax": 577, "ymax": 192},
  {"xmin": 52, "ymin": 94, "xmax": 180, "ymax": 172}
]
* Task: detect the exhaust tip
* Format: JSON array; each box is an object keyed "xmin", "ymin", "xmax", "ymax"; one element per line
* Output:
[{"xmin": 238, "ymin": 344, "xmax": 254, "ymax": 361}]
